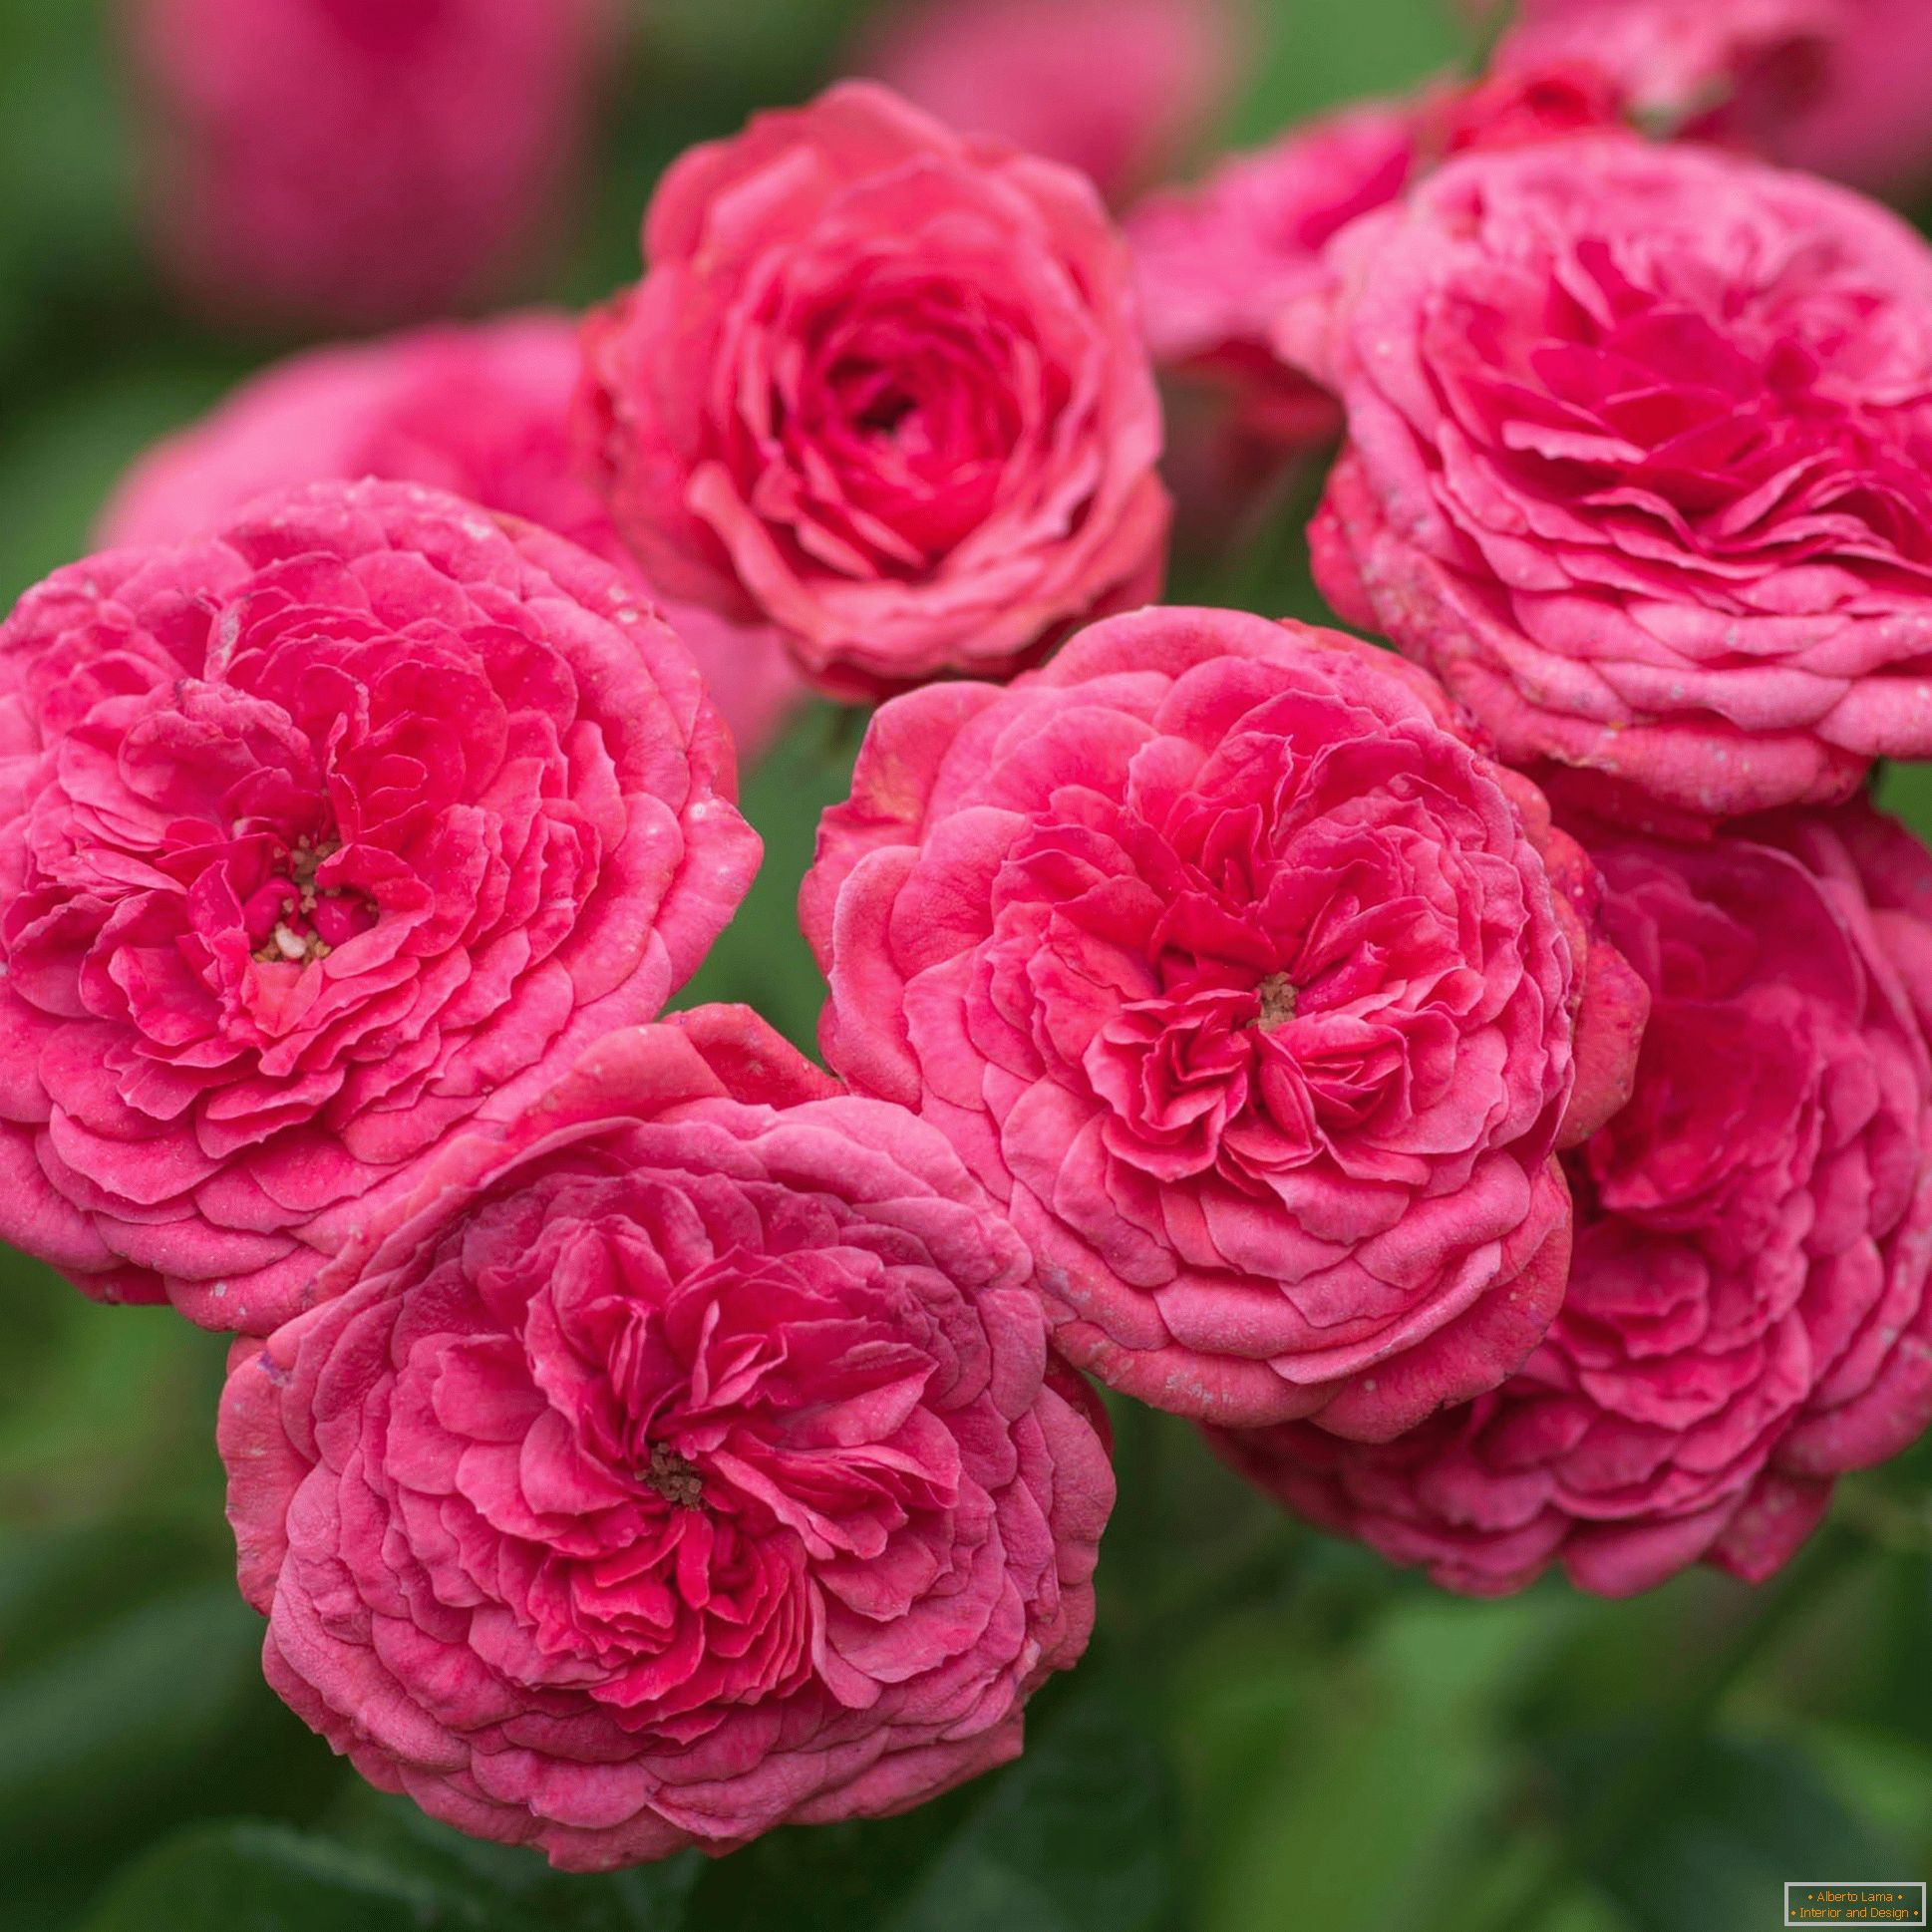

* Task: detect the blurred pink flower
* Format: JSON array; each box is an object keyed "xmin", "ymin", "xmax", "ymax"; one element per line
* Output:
[
  {"xmin": 1492, "ymin": 0, "xmax": 1932, "ymax": 199},
  {"xmin": 1775, "ymin": 0, "xmax": 1932, "ymax": 197},
  {"xmin": 98, "ymin": 314, "xmax": 804, "ymax": 763},
  {"xmin": 852, "ymin": 0, "xmax": 1238, "ymax": 204},
  {"xmin": 1128, "ymin": 68, "xmax": 1624, "ymax": 539},
  {"xmin": 1128, "ymin": 103, "xmax": 1418, "ymax": 474},
  {"xmin": 1492, "ymin": 0, "xmax": 1837, "ymax": 141},
  {"xmin": 0, "ymin": 480, "xmax": 758, "ymax": 1333},
  {"xmin": 127, "ymin": 0, "xmax": 613, "ymax": 329},
  {"xmin": 577, "ymin": 83, "xmax": 1169, "ymax": 699},
  {"xmin": 222, "ymin": 1007, "xmax": 1113, "ymax": 1866},
  {"xmin": 1213, "ymin": 799, "xmax": 1932, "ymax": 1596}
]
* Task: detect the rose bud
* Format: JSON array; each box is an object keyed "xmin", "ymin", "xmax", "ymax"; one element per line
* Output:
[
  {"xmin": 851, "ymin": 0, "xmax": 1238, "ymax": 206},
  {"xmin": 126, "ymin": 0, "xmax": 614, "ymax": 332},
  {"xmin": 1300, "ymin": 134, "xmax": 1932, "ymax": 819},
  {"xmin": 0, "ymin": 480, "xmax": 759, "ymax": 1333},
  {"xmin": 803, "ymin": 606, "xmax": 1646, "ymax": 1434},
  {"xmin": 1211, "ymin": 798, "xmax": 1932, "ymax": 1597},
  {"xmin": 97, "ymin": 313, "xmax": 803, "ymax": 765},
  {"xmin": 574, "ymin": 82, "xmax": 1170, "ymax": 701},
  {"xmin": 220, "ymin": 1007, "xmax": 1113, "ymax": 1867}
]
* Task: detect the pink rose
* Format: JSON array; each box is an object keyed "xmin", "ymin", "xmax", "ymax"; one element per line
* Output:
[
  {"xmin": 575, "ymin": 83, "xmax": 1170, "ymax": 700},
  {"xmin": 1212, "ymin": 798, "xmax": 1932, "ymax": 1596},
  {"xmin": 126, "ymin": 0, "xmax": 613, "ymax": 330},
  {"xmin": 852, "ymin": 0, "xmax": 1237, "ymax": 205},
  {"xmin": 803, "ymin": 607, "xmax": 1647, "ymax": 1433},
  {"xmin": 220, "ymin": 1007, "xmax": 1113, "ymax": 1867},
  {"xmin": 1304, "ymin": 136, "xmax": 1932, "ymax": 818},
  {"xmin": 1492, "ymin": 0, "xmax": 1838, "ymax": 142},
  {"xmin": 0, "ymin": 480, "xmax": 759, "ymax": 1333},
  {"xmin": 97, "ymin": 313, "xmax": 804, "ymax": 764}
]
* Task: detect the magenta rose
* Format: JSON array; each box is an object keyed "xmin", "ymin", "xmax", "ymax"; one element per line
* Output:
[
  {"xmin": 220, "ymin": 1006, "xmax": 1113, "ymax": 1868},
  {"xmin": 1212, "ymin": 798, "xmax": 1932, "ymax": 1596},
  {"xmin": 575, "ymin": 82, "xmax": 1170, "ymax": 700},
  {"xmin": 0, "ymin": 479, "xmax": 758, "ymax": 1333},
  {"xmin": 97, "ymin": 313, "xmax": 804, "ymax": 765},
  {"xmin": 803, "ymin": 607, "xmax": 1648, "ymax": 1433},
  {"xmin": 852, "ymin": 0, "xmax": 1238, "ymax": 206},
  {"xmin": 1304, "ymin": 135, "xmax": 1932, "ymax": 818},
  {"xmin": 126, "ymin": 0, "xmax": 613, "ymax": 330}
]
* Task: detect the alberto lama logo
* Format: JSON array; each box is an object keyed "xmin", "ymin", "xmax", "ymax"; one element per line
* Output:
[{"xmin": 1786, "ymin": 1883, "xmax": 1927, "ymax": 1926}]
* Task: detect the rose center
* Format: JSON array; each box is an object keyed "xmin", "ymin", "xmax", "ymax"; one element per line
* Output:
[
  {"xmin": 244, "ymin": 834, "xmax": 375, "ymax": 966},
  {"xmin": 640, "ymin": 1442, "xmax": 706, "ymax": 1510},
  {"xmin": 1252, "ymin": 972, "xmax": 1298, "ymax": 1031}
]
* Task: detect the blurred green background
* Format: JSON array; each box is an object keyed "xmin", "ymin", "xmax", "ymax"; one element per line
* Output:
[{"xmin": 4, "ymin": 2, "xmax": 1932, "ymax": 1928}]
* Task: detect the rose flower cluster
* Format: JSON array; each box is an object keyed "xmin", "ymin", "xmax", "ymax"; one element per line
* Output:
[{"xmin": 8, "ymin": 0, "xmax": 1932, "ymax": 1872}]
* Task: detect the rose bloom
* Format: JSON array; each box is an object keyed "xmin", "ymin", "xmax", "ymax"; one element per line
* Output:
[
  {"xmin": 127, "ymin": 0, "xmax": 613, "ymax": 329},
  {"xmin": 1212, "ymin": 799, "xmax": 1932, "ymax": 1596},
  {"xmin": 1128, "ymin": 68, "xmax": 1623, "ymax": 536},
  {"xmin": 0, "ymin": 480, "xmax": 758, "ymax": 1333},
  {"xmin": 97, "ymin": 313, "xmax": 803, "ymax": 764},
  {"xmin": 803, "ymin": 607, "xmax": 1647, "ymax": 1433},
  {"xmin": 852, "ymin": 0, "xmax": 1237, "ymax": 205},
  {"xmin": 1303, "ymin": 135, "xmax": 1932, "ymax": 819},
  {"xmin": 220, "ymin": 1007, "xmax": 1113, "ymax": 1867},
  {"xmin": 575, "ymin": 83, "xmax": 1170, "ymax": 700}
]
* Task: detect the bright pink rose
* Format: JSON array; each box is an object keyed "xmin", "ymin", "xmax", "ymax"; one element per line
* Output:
[
  {"xmin": 1303, "ymin": 136, "xmax": 1932, "ymax": 818},
  {"xmin": 852, "ymin": 0, "xmax": 1237, "ymax": 205},
  {"xmin": 803, "ymin": 607, "xmax": 1648, "ymax": 1433},
  {"xmin": 127, "ymin": 0, "xmax": 612, "ymax": 329},
  {"xmin": 97, "ymin": 314, "xmax": 804, "ymax": 764},
  {"xmin": 1213, "ymin": 799, "xmax": 1932, "ymax": 1596},
  {"xmin": 1492, "ymin": 0, "xmax": 1837, "ymax": 142},
  {"xmin": 1776, "ymin": 0, "xmax": 1932, "ymax": 197},
  {"xmin": 220, "ymin": 1007, "xmax": 1113, "ymax": 1867},
  {"xmin": 575, "ymin": 83, "xmax": 1170, "ymax": 700},
  {"xmin": 0, "ymin": 480, "xmax": 758, "ymax": 1333}
]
